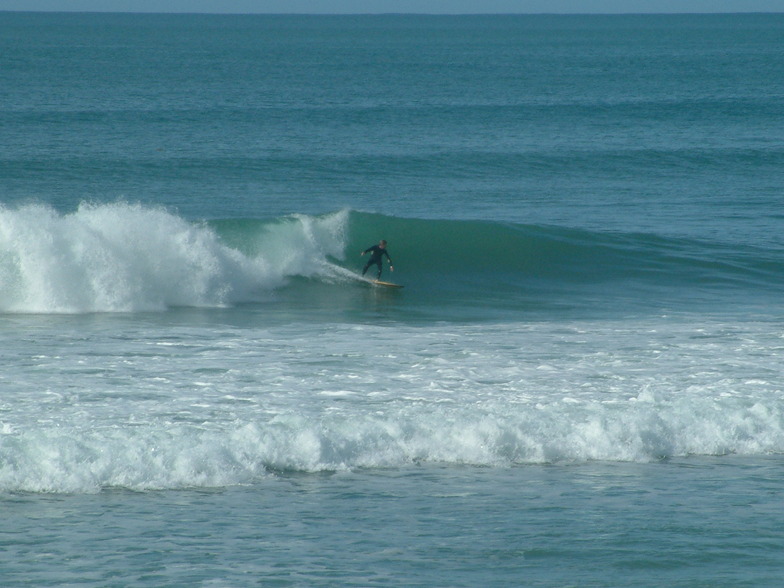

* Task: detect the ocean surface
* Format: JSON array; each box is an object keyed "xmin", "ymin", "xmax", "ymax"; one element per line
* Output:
[{"xmin": 2, "ymin": 11, "xmax": 784, "ymax": 586}]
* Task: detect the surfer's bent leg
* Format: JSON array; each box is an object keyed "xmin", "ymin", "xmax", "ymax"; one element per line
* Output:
[{"xmin": 362, "ymin": 260, "xmax": 381, "ymax": 278}]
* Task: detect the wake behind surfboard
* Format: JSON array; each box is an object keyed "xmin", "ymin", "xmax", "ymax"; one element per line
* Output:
[{"xmin": 322, "ymin": 262, "xmax": 404, "ymax": 288}]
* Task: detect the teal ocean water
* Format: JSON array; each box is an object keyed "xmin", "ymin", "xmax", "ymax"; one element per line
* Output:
[{"xmin": 2, "ymin": 11, "xmax": 784, "ymax": 586}]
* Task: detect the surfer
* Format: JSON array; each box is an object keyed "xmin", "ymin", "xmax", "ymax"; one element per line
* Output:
[{"xmin": 361, "ymin": 240, "xmax": 394, "ymax": 280}]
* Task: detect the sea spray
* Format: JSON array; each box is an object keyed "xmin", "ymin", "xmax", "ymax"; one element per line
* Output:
[{"xmin": 0, "ymin": 203, "xmax": 353, "ymax": 313}]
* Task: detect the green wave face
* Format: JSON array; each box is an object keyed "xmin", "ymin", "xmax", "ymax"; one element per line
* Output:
[{"xmin": 209, "ymin": 209, "xmax": 782, "ymax": 318}]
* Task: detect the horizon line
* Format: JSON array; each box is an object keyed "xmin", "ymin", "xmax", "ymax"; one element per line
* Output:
[{"xmin": 2, "ymin": 9, "xmax": 782, "ymax": 15}]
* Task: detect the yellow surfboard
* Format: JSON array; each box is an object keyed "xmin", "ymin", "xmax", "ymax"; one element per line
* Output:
[{"xmin": 373, "ymin": 280, "xmax": 404, "ymax": 289}]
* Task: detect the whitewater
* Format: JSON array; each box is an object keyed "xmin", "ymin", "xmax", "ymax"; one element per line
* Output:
[
  {"xmin": 0, "ymin": 202, "xmax": 346, "ymax": 313},
  {"xmin": 4, "ymin": 287, "xmax": 784, "ymax": 494}
]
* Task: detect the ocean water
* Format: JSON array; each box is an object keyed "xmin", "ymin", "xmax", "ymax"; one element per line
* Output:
[{"xmin": 1, "ymin": 11, "xmax": 784, "ymax": 586}]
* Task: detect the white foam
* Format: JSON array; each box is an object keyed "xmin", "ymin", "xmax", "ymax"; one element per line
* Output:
[
  {"xmin": 1, "ymin": 318, "xmax": 783, "ymax": 493},
  {"xmin": 0, "ymin": 203, "xmax": 350, "ymax": 313}
]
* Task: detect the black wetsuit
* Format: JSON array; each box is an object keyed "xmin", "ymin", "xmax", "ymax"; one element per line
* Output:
[{"xmin": 362, "ymin": 245, "xmax": 392, "ymax": 279}]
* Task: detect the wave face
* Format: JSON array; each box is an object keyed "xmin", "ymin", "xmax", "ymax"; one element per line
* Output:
[
  {"xmin": 0, "ymin": 203, "xmax": 780, "ymax": 315},
  {"xmin": 342, "ymin": 211, "xmax": 783, "ymax": 286}
]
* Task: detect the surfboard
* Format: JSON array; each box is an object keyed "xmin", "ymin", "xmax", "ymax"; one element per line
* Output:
[{"xmin": 373, "ymin": 280, "xmax": 404, "ymax": 289}]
